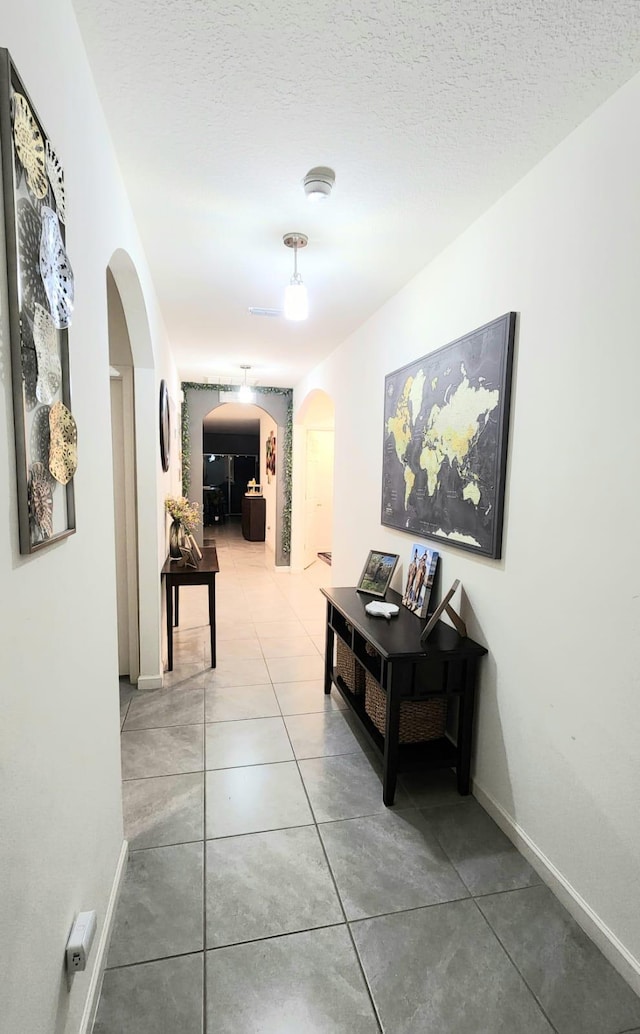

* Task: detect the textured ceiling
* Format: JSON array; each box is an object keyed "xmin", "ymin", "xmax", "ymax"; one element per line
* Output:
[{"xmin": 73, "ymin": 0, "xmax": 640, "ymax": 388}]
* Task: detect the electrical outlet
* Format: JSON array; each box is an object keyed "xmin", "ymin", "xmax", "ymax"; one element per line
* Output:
[{"xmin": 65, "ymin": 910, "xmax": 97, "ymax": 976}]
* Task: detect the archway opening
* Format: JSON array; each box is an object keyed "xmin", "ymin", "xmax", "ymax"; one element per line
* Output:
[
  {"xmin": 107, "ymin": 268, "xmax": 140, "ymax": 683},
  {"xmin": 107, "ymin": 249, "xmax": 163, "ymax": 688},
  {"xmin": 202, "ymin": 401, "xmax": 279, "ymax": 555},
  {"xmin": 183, "ymin": 384, "xmax": 291, "ymax": 567}
]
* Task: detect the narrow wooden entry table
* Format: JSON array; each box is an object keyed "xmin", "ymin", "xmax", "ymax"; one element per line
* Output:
[
  {"xmin": 321, "ymin": 587, "xmax": 487, "ymax": 805},
  {"xmin": 162, "ymin": 546, "xmax": 219, "ymax": 671}
]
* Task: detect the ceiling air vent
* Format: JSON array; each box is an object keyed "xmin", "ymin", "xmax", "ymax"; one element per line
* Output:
[{"xmin": 248, "ymin": 306, "xmax": 282, "ymax": 318}]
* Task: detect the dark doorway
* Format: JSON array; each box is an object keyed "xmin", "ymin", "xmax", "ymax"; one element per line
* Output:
[{"xmin": 203, "ymin": 453, "xmax": 259, "ymax": 521}]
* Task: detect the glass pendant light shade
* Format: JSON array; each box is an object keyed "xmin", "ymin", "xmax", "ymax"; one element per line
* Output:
[
  {"xmin": 283, "ymin": 234, "xmax": 309, "ymax": 321},
  {"xmin": 238, "ymin": 365, "xmax": 254, "ymax": 403},
  {"xmin": 284, "ymin": 276, "xmax": 308, "ymax": 321}
]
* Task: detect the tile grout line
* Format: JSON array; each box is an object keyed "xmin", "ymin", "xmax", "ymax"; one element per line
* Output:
[
  {"xmin": 470, "ymin": 896, "xmax": 560, "ymax": 1034},
  {"xmin": 122, "ymin": 719, "xmax": 206, "ymax": 733},
  {"xmin": 204, "ymin": 748, "xmax": 365, "ymax": 775},
  {"xmin": 119, "ymin": 685, "xmax": 135, "ymax": 730},
  {"xmin": 114, "ymin": 542, "xmax": 369, "ymax": 1029},
  {"xmin": 122, "ymin": 765, "xmax": 207, "ymax": 783},
  {"xmin": 201, "ymin": 689, "xmax": 208, "ymax": 1034},
  {"xmin": 206, "ymin": 920, "xmax": 348, "ymax": 954},
  {"xmin": 466, "ymin": 882, "xmax": 544, "ymax": 903},
  {"xmin": 413, "ymin": 806, "xmax": 479, "ymax": 900},
  {"xmin": 104, "ymin": 948, "xmax": 205, "ymax": 974},
  {"xmin": 127, "ymin": 835, "xmax": 205, "ymax": 858},
  {"xmin": 279, "ymin": 688, "xmax": 385, "ymax": 1034}
]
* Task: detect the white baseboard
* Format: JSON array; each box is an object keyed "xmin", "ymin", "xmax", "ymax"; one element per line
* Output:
[
  {"xmin": 137, "ymin": 674, "xmax": 163, "ymax": 690},
  {"xmin": 78, "ymin": 839, "xmax": 129, "ymax": 1034},
  {"xmin": 273, "ymin": 564, "xmax": 291, "ymax": 573},
  {"xmin": 473, "ymin": 780, "xmax": 640, "ymax": 996}
]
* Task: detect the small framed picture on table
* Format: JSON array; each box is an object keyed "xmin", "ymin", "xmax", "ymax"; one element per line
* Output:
[
  {"xmin": 420, "ymin": 579, "xmax": 467, "ymax": 643},
  {"xmin": 179, "ymin": 544, "xmax": 198, "ymax": 569},
  {"xmin": 402, "ymin": 543, "xmax": 439, "ymax": 618},
  {"xmin": 356, "ymin": 550, "xmax": 399, "ymax": 598},
  {"xmin": 187, "ymin": 533, "xmax": 202, "ymax": 560}
]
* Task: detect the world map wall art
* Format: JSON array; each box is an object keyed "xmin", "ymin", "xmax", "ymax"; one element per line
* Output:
[
  {"xmin": 381, "ymin": 313, "xmax": 516, "ymax": 559},
  {"xmin": 0, "ymin": 49, "xmax": 77, "ymax": 553}
]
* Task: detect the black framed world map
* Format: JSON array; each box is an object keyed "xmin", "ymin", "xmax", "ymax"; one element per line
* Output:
[{"xmin": 381, "ymin": 313, "xmax": 516, "ymax": 559}]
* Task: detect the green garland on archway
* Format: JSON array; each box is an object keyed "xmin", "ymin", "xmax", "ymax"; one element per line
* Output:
[{"xmin": 180, "ymin": 382, "xmax": 293, "ymax": 558}]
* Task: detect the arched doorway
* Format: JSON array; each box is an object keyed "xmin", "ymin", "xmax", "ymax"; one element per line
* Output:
[
  {"xmin": 107, "ymin": 269, "xmax": 139, "ymax": 682},
  {"xmin": 292, "ymin": 389, "xmax": 335, "ymax": 572},
  {"xmin": 107, "ymin": 250, "xmax": 163, "ymax": 688},
  {"xmin": 183, "ymin": 385, "xmax": 291, "ymax": 567},
  {"xmin": 203, "ymin": 402, "xmax": 261, "ymax": 519},
  {"xmin": 202, "ymin": 401, "xmax": 280, "ymax": 554}
]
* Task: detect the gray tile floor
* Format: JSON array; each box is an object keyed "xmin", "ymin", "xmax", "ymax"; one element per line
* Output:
[{"xmin": 98, "ymin": 524, "xmax": 640, "ymax": 1033}]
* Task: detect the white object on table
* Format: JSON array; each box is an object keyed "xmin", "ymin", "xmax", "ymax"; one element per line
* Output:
[{"xmin": 365, "ymin": 601, "xmax": 399, "ymax": 619}]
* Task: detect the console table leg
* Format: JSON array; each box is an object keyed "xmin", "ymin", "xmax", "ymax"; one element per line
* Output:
[
  {"xmin": 165, "ymin": 577, "xmax": 174, "ymax": 672},
  {"xmin": 457, "ymin": 660, "xmax": 477, "ymax": 795},
  {"xmin": 208, "ymin": 576, "xmax": 216, "ymax": 668},
  {"xmin": 324, "ymin": 618, "xmax": 334, "ymax": 695},
  {"xmin": 382, "ymin": 690, "xmax": 401, "ymax": 806}
]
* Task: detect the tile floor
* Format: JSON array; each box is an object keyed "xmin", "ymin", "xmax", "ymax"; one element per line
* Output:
[{"xmin": 96, "ymin": 524, "xmax": 640, "ymax": 1033}]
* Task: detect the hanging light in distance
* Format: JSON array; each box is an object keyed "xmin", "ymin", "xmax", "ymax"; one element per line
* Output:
[
  {"xmin": 283, "ymin": 233, "xmax": 308, "ymax": 321},
  {"xmin": 238, "ymin": 365, "xmax": 254, "ymax": 404}
]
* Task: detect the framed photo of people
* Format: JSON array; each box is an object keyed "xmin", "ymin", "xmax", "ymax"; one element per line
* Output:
[{"xmin": 402, "ymin": 543, "xmax": 439, "ymax": 618}]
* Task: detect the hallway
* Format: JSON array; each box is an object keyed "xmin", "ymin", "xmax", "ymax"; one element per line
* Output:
[{"xmin": 95, "ymin": 526, "xmax": 640, "ymax": 1033}]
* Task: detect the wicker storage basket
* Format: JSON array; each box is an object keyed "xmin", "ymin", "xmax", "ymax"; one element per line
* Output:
[
  {"xmin": 364, "ymin": 672, "xmax": 447, "ymax": 743},
  {"xmin": 336, "ymin": 638, "xmax": 365, "ymax": 695}
]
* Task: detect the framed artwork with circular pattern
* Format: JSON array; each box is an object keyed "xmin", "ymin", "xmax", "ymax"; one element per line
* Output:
[
  {"xmin": 0, "ymin": 48, "xmax": 76, "ymax": 552},
  {"xmin": 159, "ymin": 379, "xmax": 170, "ymax": 472}
]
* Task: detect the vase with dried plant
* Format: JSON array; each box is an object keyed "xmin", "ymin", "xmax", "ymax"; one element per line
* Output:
[{"xmin": 165, "ymin": 496, "xmax": 201, "ymax": 560}]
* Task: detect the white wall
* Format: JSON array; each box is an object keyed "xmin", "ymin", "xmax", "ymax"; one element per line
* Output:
[
  {"xmin": 0, "ymin": 4, "xmax": 179, "ymax": 1032},
  {"xmin": 291, "ymin": 389, "xmax": 335, "ymax": 572},
  {"xmin": 303, "ymin": 429, "xmax": 334, "ymax": 563},
  {"xmin": 295, "ymin": 72, "xmax": 640, "ymax": 984}
]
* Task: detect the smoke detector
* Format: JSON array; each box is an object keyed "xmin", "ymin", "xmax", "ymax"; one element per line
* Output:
[{"xmin": 303, "ymin": 166, "xmax": 335, "ymax": 201}]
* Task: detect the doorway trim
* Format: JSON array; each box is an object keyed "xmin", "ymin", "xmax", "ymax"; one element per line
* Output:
[
  {"xmin": 109, "ymin": 364, "xmax": 140, "ymax": 682},
  {"xmin": 108, "ymin": 250, "xmax": 163, "ymax": 688}
]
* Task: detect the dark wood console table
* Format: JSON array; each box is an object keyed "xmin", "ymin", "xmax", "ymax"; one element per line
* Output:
[
  {"xmin": 162, "ymin": 546, "xmax": 219, "ymax": 671},
  {"xmin": 321, "ymin": 587, "xmax": 487, "ymax": 805},
  {"xmin": 241, "ymin": 495, "xmax": 265, "ymax": 541}
]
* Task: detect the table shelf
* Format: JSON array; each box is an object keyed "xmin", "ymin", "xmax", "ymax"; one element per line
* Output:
[{"xmin": 331, "ymin": 667, "xmax": 458, "ymax": 771}]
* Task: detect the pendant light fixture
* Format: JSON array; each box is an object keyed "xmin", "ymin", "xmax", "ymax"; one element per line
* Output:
[
  {"xmin": 283, "ymin": 232, "xmax": 308, "ymax": 321},
  {"xmin": 238, "ymin": 364, "xmax": 254, "ymax": 404}
]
